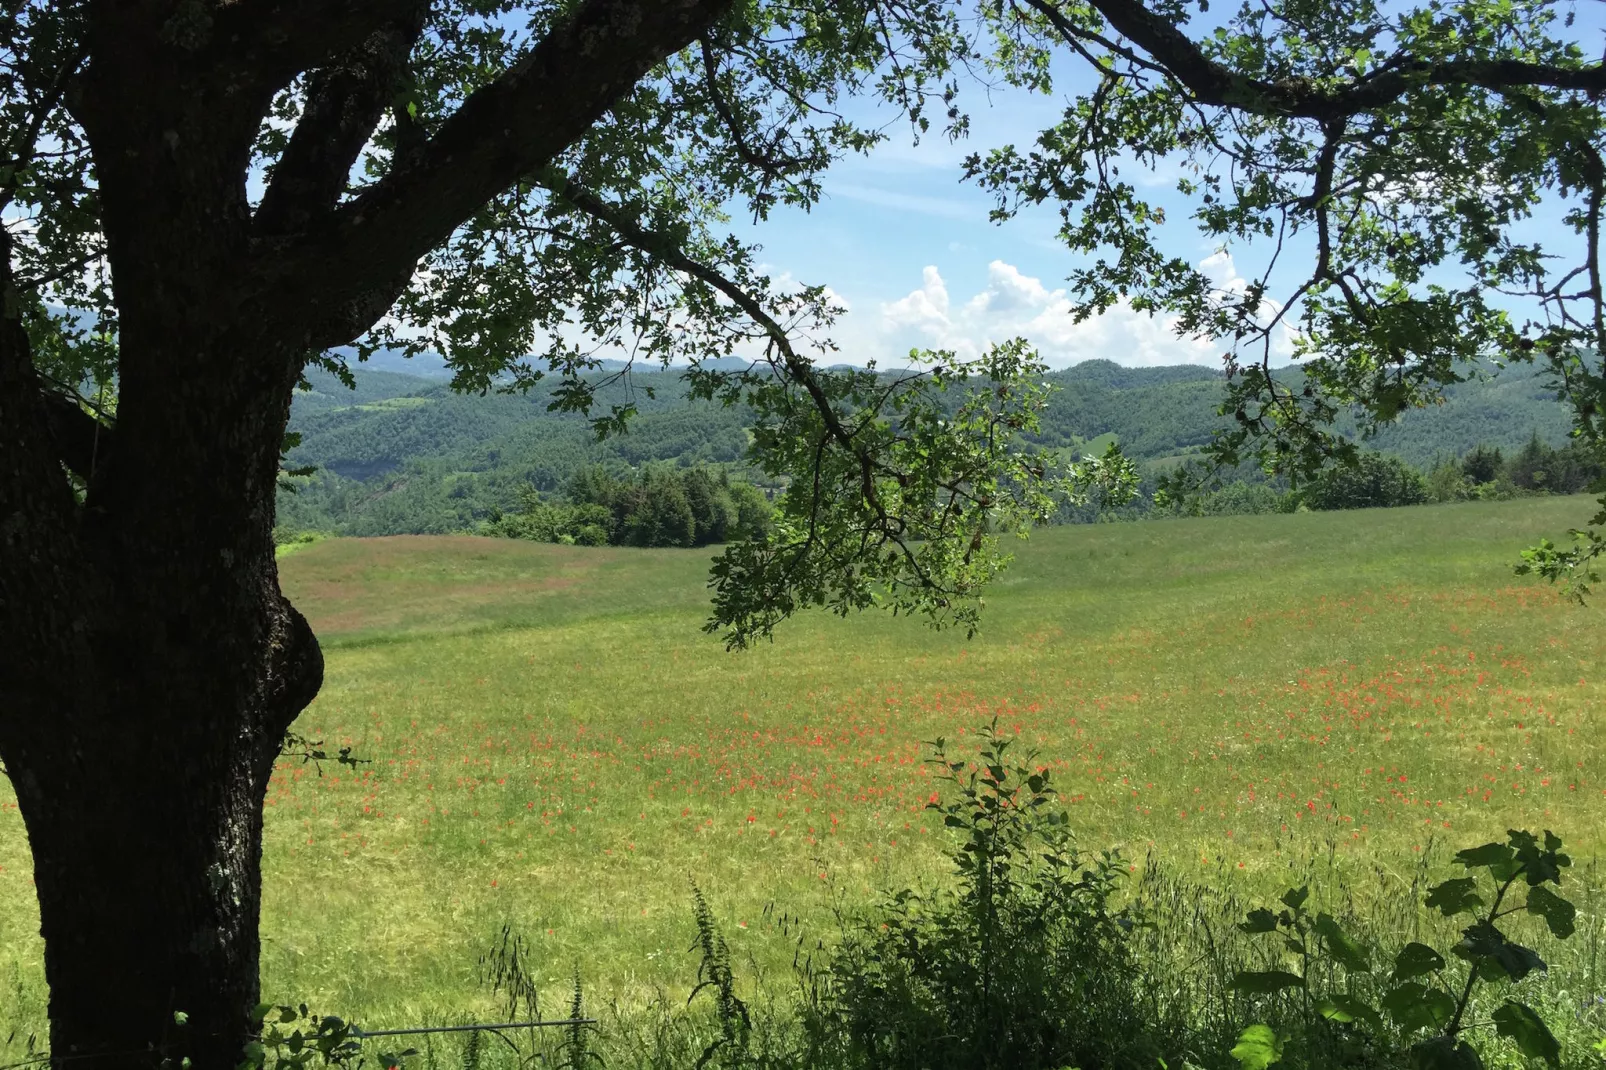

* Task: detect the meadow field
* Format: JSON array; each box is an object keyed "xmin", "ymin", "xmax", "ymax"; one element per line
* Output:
[{"xmin": 3, "ymin": 496, "xmax": 1604, "ymax": 1047}]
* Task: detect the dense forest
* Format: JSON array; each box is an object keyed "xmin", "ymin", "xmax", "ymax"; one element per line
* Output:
[{"xmin": 276, "ymin": 357, "xmax": 1588, "ymax": 542}]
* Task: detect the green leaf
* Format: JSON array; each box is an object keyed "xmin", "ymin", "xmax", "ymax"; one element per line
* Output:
[
  {"xmin": 1239, "ymin": 907, "xmax": 1278, "ymax": 934},
  {"xmin": 1425, "ymin": 877, "xmax": 1483, "ymax": 917},
  {"xmin": 1491, "ymin": 940, "xmax": 1546, "ymax": 981},
  {"xmin": 1279, "ymin": 886, "xmax": 1309, "ymax": 912},
  {"xmin": 1492, "ymin": 1001, "xmax": 1561, "ymax": 1066},
  {"xmin": 1381, "ymin": 982, "xmax": 1456, "ymax": 1032},
  {"xmin": 1316, "ymin": 994, "xmax": 1379, "ymax": 1025},
  {"xmin": 1409, "ymin": 1036, "xmax": 1485, "ymax": 1070},
  {"xmin": 1231, "ymin": 970, "xmax": 1305, "ymax": 994},
  {"xmin": 1525, "ymin": 885, "xmax": 1577, "ymax": 939},
  {"xmin": 1457, "ymin": 921, "xmax": 1546, "ymax": 981},
  {"xmin": 172, "ymin": 1011, "xmax": 189, "ymax": 1026},
  {"xmin": 1392, "ymin": 942, "xmax": 1447, "ymax": 981},
  {"xmin": 1512, "ymin": 829, "xmax": 1571, "ymax": 885},
  {"xmin": 1229, "ymin": 1024, "xmax": 1283, "ymax": 1070},
  {"xmin": 1314, "ymin": 913, "xmax": 1370, "ymax": 973}
]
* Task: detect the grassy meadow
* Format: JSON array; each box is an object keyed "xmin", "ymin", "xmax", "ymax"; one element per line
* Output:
[{"xmin": 3, "ymin": 496, "xmax": 1605, "ymax": 1045}]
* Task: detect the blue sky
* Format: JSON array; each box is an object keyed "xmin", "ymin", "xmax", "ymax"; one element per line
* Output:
[
  {"xmin": 722, "ymin": 23, "xmax": 1600, "ymax": 373},
  {"xmin": 724, "ymin": 60, "xmax": 1299, "ymax": 371}
]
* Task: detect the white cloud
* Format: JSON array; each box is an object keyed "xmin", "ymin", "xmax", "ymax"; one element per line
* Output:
[
  {"xmin": 883, "ymin": 265, "xmax": 952, "ymax": 333},
  {"xmin": 964, "ymin": 260, "xmax": 1051, "ymax": 315},
  {"xmin": 871, "ymin": 255, "xmax": 1296, "ymax": 369}
]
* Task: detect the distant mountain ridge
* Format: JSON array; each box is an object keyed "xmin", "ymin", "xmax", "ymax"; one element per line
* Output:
[{"xmin": 277, "ymin": 358, "xmax": 1576, "ymax": 536}]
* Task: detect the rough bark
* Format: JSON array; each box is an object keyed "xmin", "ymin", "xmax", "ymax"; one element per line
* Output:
[{"xmin": 2, "ymin": 226, "xmax": 324, "ymax": 1067}]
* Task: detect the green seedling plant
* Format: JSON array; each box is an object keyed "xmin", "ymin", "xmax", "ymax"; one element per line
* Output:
[
  {"xmin": 240, "ymin": 1003, "xmax": 415, "ymax": 1070},
  {"xmin": 1229, "ymin": 829, "xmax": 1577, "ymax": 1070}
]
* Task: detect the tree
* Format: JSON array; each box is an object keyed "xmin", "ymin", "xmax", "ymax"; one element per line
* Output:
[
  {"xmin": 5, "ymin": 0, "xmax": 1606, "ymax": 1067},
  {"xmin": 1463, "ymin": 445, "xmax": 1506, "ymax": 486},
  {"xmin": 969, "ymin": 0, "xmax": 1606, "ymax": 591},
  {"xmin": 1303, "ymin": 450, "xmax": 1430, "ymax": 511},
  {"xmin": 622, "ymin": 469, "xmax": 696, "ymax": 547},
  {"xmin": 681, "ymin": 466, "xmax": 735, "ymax": 545},
  {"xmin": 0, "ymin": 5, "xmax": 1080, "ymax": 1066}
]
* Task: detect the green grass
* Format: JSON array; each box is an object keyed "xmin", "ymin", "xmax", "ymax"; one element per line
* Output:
[
  {"xmin": 352, "ymin": 396, "xmax": 435, "ymax": 412},
  {"xmin": 1077, "ymin": 430, "xmax": 1119, "ymax": 454},
  {"xmin": 2, "ymin": 497, "xmax": 1604, "ymax": 1040}
]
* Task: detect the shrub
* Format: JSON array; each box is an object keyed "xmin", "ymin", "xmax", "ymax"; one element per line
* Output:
[
  {"xmin": 489, "ymin": 465, "xmax": 772, "ymax": 548},
  {"xmin": 800, "ymin": 720, "xmax": 1157, "ymax": 1070},
  {"xmin": 1229, "ymin": 829, "xmax": 1583, "ymax": 1070},
  {"xmin": 1303, "ymin": 453, "xmax": 1431, "ymax": 511}
]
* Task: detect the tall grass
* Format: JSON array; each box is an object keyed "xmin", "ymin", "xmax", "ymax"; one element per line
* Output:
[
  {"xmin": 348, "ymin": 798, "xmax": 1606, "ymax": 1070},
  {"xmin": 3, "ymin": 498, "xmax": 1605, "ymax": 1063}
]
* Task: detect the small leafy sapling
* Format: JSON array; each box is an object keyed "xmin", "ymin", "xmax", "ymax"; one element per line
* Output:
[
  {"xmin": 279, "ymin": 731, "xmax": 370, "ymax": 776},
  {"xmin": 926, "ymin": 717, "xmax": 1075, "ymax": 895},
  {"xmin": 1231, "ymin": 883, "xmax": 1378, "ymax": 1029},
  {"xmin": 238, "ymin": 1003, "xmax": 415, "ymax": 1070},
  {"xmin": 1229, "ymin": 829, "xmax": 1577, "ymax": 1069}
]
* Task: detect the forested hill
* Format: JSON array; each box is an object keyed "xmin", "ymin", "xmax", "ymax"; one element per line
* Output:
[{"xmin": 277, "ymin": 358, "xmax": 1576, "ymax": 536}]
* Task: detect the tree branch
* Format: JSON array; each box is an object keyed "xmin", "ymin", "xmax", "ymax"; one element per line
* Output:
[
  {"xmin": 208, "ymin": 0, "xmax": 421, "ymax": 86},
  {"xmin": 1060, "ymin": 0, "xmax": 1606, "ymax": 119},
  {"xmin": 34, "ymin": 383, "xmax": 109, "ymax": 483},
  {"xmin": 535, "ymin": 169, "xmax": 854, "ymax": 449},
  {"xmin": 698, "ymin": 37, "xmax": 802, "ymax": 185},
  {"xmin": 254, "ymin": 3, "xmax": 429, "ymax": 236},
  {"xmin": 257, "ymin": 0, "xmax": 736, "ymax": 344},
  {"xmin": 535, "ymin": 169, "xmax": 932, "ymax": 581},
  {"xmin": 0, "ymin": 40, "xmax": 89, "ymax": 213},
  {"xmin": 0, "ymin": 232, "xmax": 85, "ymax": 721}
]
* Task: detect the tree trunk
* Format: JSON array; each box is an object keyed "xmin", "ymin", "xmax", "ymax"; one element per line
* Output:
[
  {"xmin": 1, "ymin": 291, "xmax": 324, "ymax": 1067},
  {"xmin": 6, "ymin": 547, "xmax": 323, "ymax": 1070},
  {"xmin": 18, "ymin": 696, "xmax": 277, "ymax": 1069}
]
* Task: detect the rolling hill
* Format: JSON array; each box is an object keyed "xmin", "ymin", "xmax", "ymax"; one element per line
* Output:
[{"xmin": 278, "ymin": 357, "xmax": 1579, "ymax": 536}]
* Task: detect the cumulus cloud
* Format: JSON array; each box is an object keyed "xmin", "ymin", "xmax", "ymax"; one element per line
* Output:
[
  {"xmin": 874, "ymin": 255, "xmax": 1296, "ymax": 368},
  {"xmin": 883, "ymin": 265, "xmax": 951, "ymax": 332}
]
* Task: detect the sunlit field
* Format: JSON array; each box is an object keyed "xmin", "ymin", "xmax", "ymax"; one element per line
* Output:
[{"xmin": 2, "ymin": 497, "xmax": 1603, "ymax": 1036}]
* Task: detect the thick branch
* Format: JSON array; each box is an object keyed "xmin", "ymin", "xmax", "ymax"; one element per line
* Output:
[
  {"xmin": 255, "ymin": 4, "xmax": 429, "ymax": 235},
  {"xmin": 259, "ymin": 0, "xmax": 736, "ymax": 338},
  {"xmin": 209, "ymin": 0, "xmax": 420, "ymax": 85},
  {"xmin": 1069, "ymin": 0, "xmax": 1606, "ymax": 119},
  {"xmin": 0, "ymin": 234, "xmax": 85, "ymax": 721},
  {"xmin": 35, "ymin": 384, "xmax": 110, "ymax": 482}
]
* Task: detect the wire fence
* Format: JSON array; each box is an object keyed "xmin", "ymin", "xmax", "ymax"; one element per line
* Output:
[
  {"xmin": 0, "ymin": 1017, "xmax": 596, "ymax": 1070},
  {"xmin": 353, "ymin": 1019, "xmax": 594, "ymax": 1039}
]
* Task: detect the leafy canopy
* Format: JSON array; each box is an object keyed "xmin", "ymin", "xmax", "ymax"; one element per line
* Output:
[{"xmin": 8, "ymin": 0, "xmax": 1606, "ymax": 641}]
